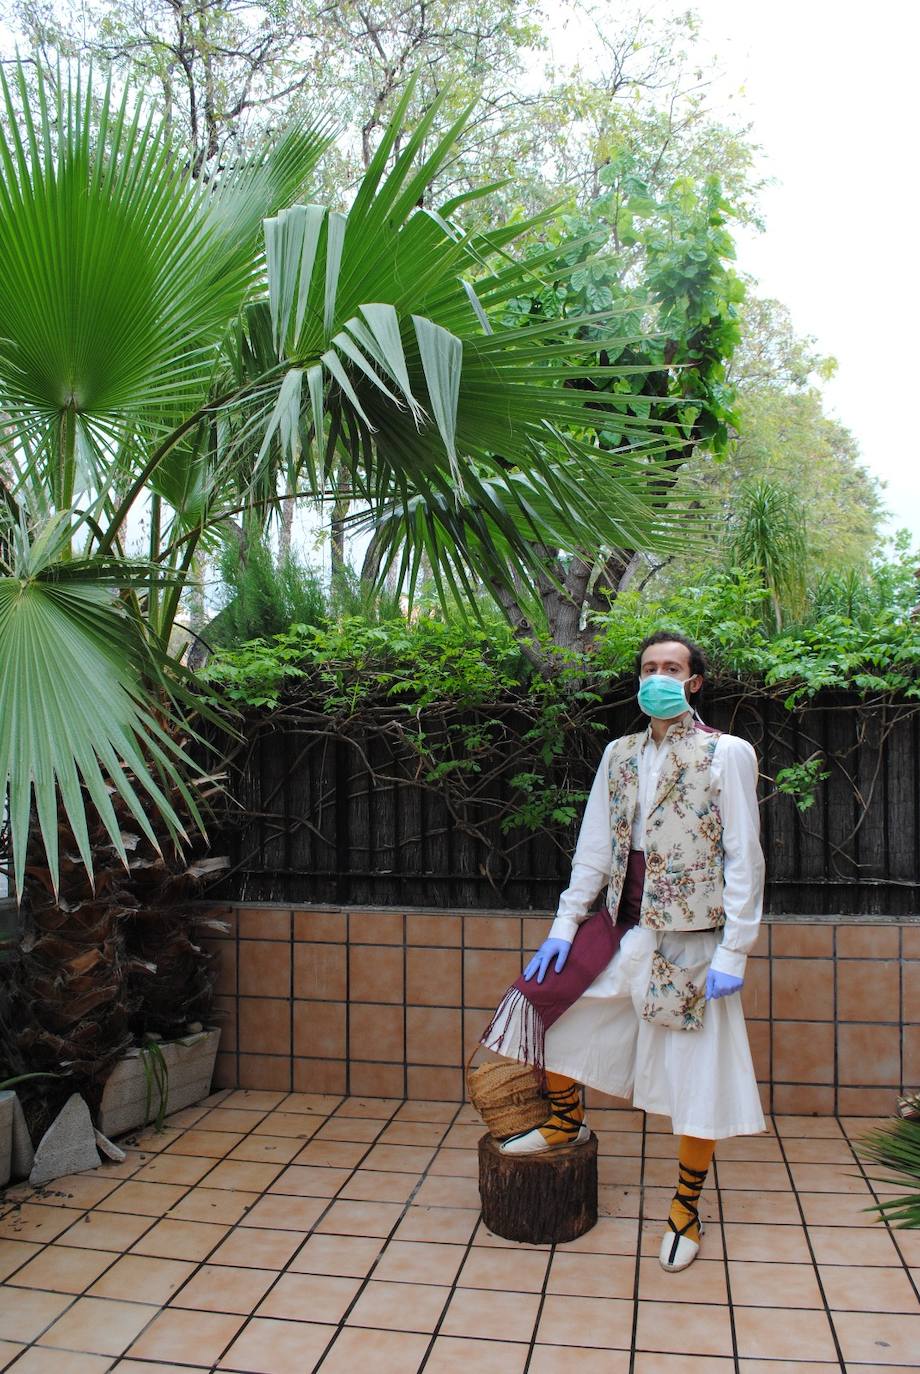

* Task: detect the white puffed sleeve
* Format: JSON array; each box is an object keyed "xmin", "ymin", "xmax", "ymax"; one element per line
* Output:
[
  {"xmin": 547, "ymin": 742, "xmax": 615, "ymax": 944},
  {"xmin": 708, "ymin": 734, "xmax": 765, "ymax": 978}
]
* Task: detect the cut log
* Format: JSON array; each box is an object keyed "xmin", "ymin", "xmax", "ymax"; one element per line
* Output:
[{"xmin": 477, "ymin": 1131, "xmax": 598, "ymax": 1244}]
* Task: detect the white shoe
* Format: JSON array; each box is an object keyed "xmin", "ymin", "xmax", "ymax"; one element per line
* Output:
[
  {"xmin": 659, "ymin": 1222, "xmax": 703, "ymax": 1272},
  {"xmin": 499, "ymin": 1122, "xmax": 590, "ymax": 1155}
]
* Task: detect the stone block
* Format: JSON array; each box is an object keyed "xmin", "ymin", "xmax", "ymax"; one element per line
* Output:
[{"xmin": 29, "ymin": 1093, "xmax": 101, "ymax": 1186}]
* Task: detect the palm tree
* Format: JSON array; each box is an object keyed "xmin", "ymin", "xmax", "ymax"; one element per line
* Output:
[
  {"xmin": 727, "ymin": 479, "xmax": 808, "ymax": 632},
  {"xmin": 0, "ymin": 64, "xmax": 702, "ymax": 903}
]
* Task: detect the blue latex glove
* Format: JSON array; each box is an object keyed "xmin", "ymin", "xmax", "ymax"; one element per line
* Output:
[
  {"xmin": 706, "ymin": 968, "xmax": 744, "ymax": 1000},
  {"xmin": 523, "ymin": 938, "xmax": 572, "ymax": 983}
]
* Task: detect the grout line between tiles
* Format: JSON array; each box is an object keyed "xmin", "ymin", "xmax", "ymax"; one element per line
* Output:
[
  {"xmin": 625, "ymin": 1108, "xmax": 647, "ymax": 1374},
  {"xmin": 713, "ymin": 1147, "xmax": 741, "ymax": 1373},
  {"xmin": 773, "ymin": 1118, "xmax": 847, "ymax": 1372}
]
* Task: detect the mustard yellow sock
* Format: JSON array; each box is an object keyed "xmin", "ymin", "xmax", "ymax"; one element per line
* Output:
[
  {"xmin": 535, "ymin": 1072, "xmax": 584, "ymax": 1147},
  {"xmin": 667, "ymin": 1135, "xmax": 715, "ymax": 1245}
]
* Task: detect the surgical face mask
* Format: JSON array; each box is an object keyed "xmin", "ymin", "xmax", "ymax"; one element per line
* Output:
[{"xmin": 637, "ymin": 673, "xmax": 691, "ymax": 719}]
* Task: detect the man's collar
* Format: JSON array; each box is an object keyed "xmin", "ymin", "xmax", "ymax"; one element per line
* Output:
[{"xmin": 641, "ymin": 710, "xmax": 695, "ymax": 749}]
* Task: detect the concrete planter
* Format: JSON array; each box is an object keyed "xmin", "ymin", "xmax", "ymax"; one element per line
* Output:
[
  {"xmin": 98, "ymin": 1028, "xmax": 221, "ymax": 1139},
  {"xmin": 0, "ymin": 1092, "xmax": 13, "ymax": 1186}
]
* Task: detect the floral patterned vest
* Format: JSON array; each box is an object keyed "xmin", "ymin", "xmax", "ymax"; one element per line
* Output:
[{"xmin": 605, "ymin": 715, "xmax": 726, "ymax": 932}]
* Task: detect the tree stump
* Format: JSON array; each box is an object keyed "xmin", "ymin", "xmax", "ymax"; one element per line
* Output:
[{"xmin": 477, "ymin": 1132, "xmax": 598, "ymax": 1244}]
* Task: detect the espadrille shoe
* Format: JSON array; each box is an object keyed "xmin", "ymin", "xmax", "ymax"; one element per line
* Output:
[
  {"xmin": 659, "ymin": 1220, "xmax": 704, "ymax": 1272},
  {"xmin": 500, "ymin": 1078, "xmax": 589, "ymax": 1154}
]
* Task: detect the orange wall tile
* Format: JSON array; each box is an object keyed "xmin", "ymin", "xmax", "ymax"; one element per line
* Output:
[{"xmin": 214, "ymin": 905, "xmax": 919, "ymax": 1112}]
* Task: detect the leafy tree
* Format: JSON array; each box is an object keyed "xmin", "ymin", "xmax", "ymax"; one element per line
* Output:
[{"xmin": 727, "ymin": 479, "xmax": 807, "ymax": 631}]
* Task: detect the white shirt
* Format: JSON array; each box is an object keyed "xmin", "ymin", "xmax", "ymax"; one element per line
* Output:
[{"xmin": 547, "ymin": 715, "xmax": 765, "ymax": 978}]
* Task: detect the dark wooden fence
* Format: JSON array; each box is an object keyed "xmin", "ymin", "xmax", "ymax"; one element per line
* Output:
[{"xmin": 211, "ymin": 687, "xmax": 920, "ymax": 916}]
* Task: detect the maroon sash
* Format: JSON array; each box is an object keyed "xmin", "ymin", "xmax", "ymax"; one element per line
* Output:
[{"xmin": 480, "ymin": 850, "xmax": 646, "ymax": 1075}]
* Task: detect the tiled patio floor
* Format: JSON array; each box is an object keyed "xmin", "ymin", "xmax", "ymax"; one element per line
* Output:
[{"xmin": 0, "ymin": 1092, "xmax": 918, "ymax": 1373}]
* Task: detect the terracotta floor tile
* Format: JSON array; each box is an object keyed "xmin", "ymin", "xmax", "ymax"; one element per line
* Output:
[
  {"xmin": 426, "ymin": 1150, "xmax": 479, "ymax": 1179},
  {"xmin": 821, "ymin": 1262, "xmax": 919, "ymax": 1312},
  {"xmin": 361, "ymin": 1143, "xmax": 437, "ymax": 1174},
  {"xmin": 733, "ymin": 1305, "xmax": 839, "ymax": 1360},
  {"xmin": 546, "ymin": 1251, "xmax": 635, "ymax": 1299},
  {"xmin": 0, "ymin": 1342, "xmax": 23, "ymax": 1371},
  {"xmin": 217, "ymin": 1316, "xmax": 334, "ymax": 1373},
  {"xmin": 194, "ymin": 1107, "xmax": 269, "ymax": 1132},
  {"xmin": 291, "ymin": 1234, "xmax": 384, "ymax": 1278},
  {"xmin": 209, "ymin": 1226, "xmax": 308, "ymax": 1270},
  {"xmin": 458, "ymin": 1246, "xmax": 550, "ymax": 1293},
  {"xmin": 315, "ymin": 1117, "xmax": 384, "ymax": 1144},
  {"xmin": 346, "ymin": 1277, "xmax": 448, "ymax": 1332},
  {"xmin": 530, "ymin": 1350, "xmax": 630, "ymax": 1374},
  {"xmin": 599, "ymin": 1156, "xmax": 643, "ymax": 1187},
  {"xmin": 716, "ymin": 1161, "xmax": 792, "ymax": 1192},
  {"xmin": 88, "ymin": 1252, "xmax": 196, "ymax": 1304},
  {"xmin": 112, "ymin": 1362, "xmax": 211, "ymax": 1373},
  {"xmin": 132, "ymin": 1153, "xmax": 215, "ymax": 1186},
  {"xmin": 125, "ymin": 1307, "xmax": 245, "ymax": 1364},
  {"xmin": 127, "ymin": 1128, "xmax": 184, "ymax": 1153},
  {"xmin": 472, "ymin": 1221, "xmax": 551, "ymax": 1252},
  {"xmin": 378, "ymin": 1122, "xmax": 448, "ymax": 1147},
  {"xmin": 279, "ymin": 1093, "xmax": 343, "ymax": 1115},
  {"xmin": 719, "ymin": 1191, "xmax": 803, "ymax": 1225},
  {"xmin": 16, "ymin": 1174, "xmax": 121, "ymax": 1209},
  {"xmin": 257, "ymin": 1272, "xmax": 362, "ymax": 1323},
  {"xmin": 635, "ymin": 1298, "xmax": 734, "ymax": 1357},
  {"xmin": 198, "ymin": 1159, "xmax": 284, "ymax": 1192},
  {"xmin": 7, "ymin": 1243, "xmax": 117, "ymax": 1294},
  {"xmin": 8, "ymin": 1350, "xmax": 112, "ymax": 1373},
  {"xmin": 228, "ymin": 1135, "xmax": 305, "ymax": 1165},
  {"xmin": 722, "ymin": 1222, "xmax": 813, "ymax": 1263},
  {"xmin": 789, "ymin": 1162, "xmax": 873, "ymax": 1194},
  {"xmin": 130, "ymin": 1217, "xmax": 229, "ymax": 1261},
  {"xmin": 315, "ymin": 1326, "xmax": 429, "ymax": 1374},
  {"xmin": 798, "ymin": 1191, "xmax": 879, "ymax": 1227},
  {"xmin": 315, "ymin": 1199, "xmax": 403, "ymax": 1238},
  {"xmin": 0, "ymin": 1287, "xmax": 73, "ymax": 1342},
  {"xmin": 96, "ymin": 1180, "xmax": 190, "ymax": 1216},
  {"xmin": 294, "ymin": 1140, "xmax": 369, "ymax": 1168},
  {"xmin": 38, "ymin": 1295, "xmax": 155, "ymax": 1356},
  {"xmin": 0, "ymin": 1204, "xmax": 86, "ymax": 1243},
  {"xmin": 372, "ymin": 1239, "xmax": 464, "ymax": 1286},
  {"xmin": 424, "ymin": 1335, "xmax": 530, "ymax": 1373},
  {"xmin": 164, "ymin": 1106, "xmax": 209, "ymax": 1128},
  {"xmin": 172, "ymin": 1262, "xmax": 277, "ymax": 1314},
  {"xmin": 536, "ymin": 1293, "xmax": 635, "ymax": 1349},
  {"xmin": 337, "ymin": 1169, "xmax": 420, "ymax": 1206},
  {"xmin": 440, "ymin": 1123, "xmax": 484, "ymax": 1150},
  {"xmin": 167, "ymin": 1186, "xmax": 258, "ymax": 1225},
  {"xmin": 441, "ymin": 1287, "xmax": 542, "ymax": 1343},
  {"xmin": 59, "ymin": 1211, "xmax": 154, "ymax": 1252},
  {"xmin": 774, "ymin": 1116, "xmax": 844, "ymax": 1138},
  {"xmin": 335, "ymin": 1097, "xmax": 402, "ymax": 1118},
  {"xmin": 711, "ymin": 1136, "xmax": 784, "ymax": 1162},
  {"xmin": 597, "ymin": 1129, "xmax": 645, "ymax": 1157},
  {"xmin": 412, "ymin": 1175, "xmax": 479, "ymax": 1209},
  {"xmin": 727, "ymin": 1259, "xmax": 824, "ymax": 1308},
  {"xmin": 808, "ymin": 1224, "xmax": 903, "ymax": 1266},
  {"xmin": 552, "ymin": 1216, "xmax": 640, "ymax": 1256},
  {"xmin": 736, "ymin": 1363, "xmax": 888, "ymax": 1374},
  {"xmin": 240, "ymin": 1194, "xmax": 326, "ymax": 1231},
  {"xmin": 219, "ymin": 1090, "xmax": 288, "ymax": 1112},
  {"xmin": 95, "ymin": 1153, "xmax": 146, "ymax": 1180},
  {"xmin": 780, "ymin": 1137, "xmax": 855, "ymax": 1164},
  {"xmin": 165, "ymin": 1129, "xmax": 245, "ymax": 1157},
  {"xmin": 637, "ymin": 1256, "xmax": 729, "ymax": 1305},
  {"xmin": 268, "ymin": 1164, "xmax": 352, "ymax": 1198},
  {"xmin": 0, "ymin": 1239, "xmax": 42, "ymax": 1280},
  {"xmin": 633, "ymin": 1357, "xmax": 735, "ymax": 1373},
  {"xmin": 393, "ymin": 1101, "xmax": 458, "ymax": 1123},
  {"xmin": 253, "ymin": 1113, "xmax": 323, "ymax": 1141},
  {"xmin": 393, "ymin": 1206, "xmax": 478, "ymax": 1245}
]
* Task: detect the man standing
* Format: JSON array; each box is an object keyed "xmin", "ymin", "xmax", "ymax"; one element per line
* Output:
[{"xmin": 481, "ymin": 631, "xmax": 765, "ymax": 1271}]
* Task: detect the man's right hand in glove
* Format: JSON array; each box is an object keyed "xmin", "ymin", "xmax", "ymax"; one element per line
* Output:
[{"xmin": 523, "ymin": 938, "xmax": 572, "ymax": 983}]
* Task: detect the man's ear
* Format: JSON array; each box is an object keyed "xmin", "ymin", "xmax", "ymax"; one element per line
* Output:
[{"xmin": 687, "ymin": 674, "xmax": 703, "ymax": 696}]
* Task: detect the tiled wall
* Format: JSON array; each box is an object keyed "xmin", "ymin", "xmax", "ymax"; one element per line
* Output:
[{"xmin": 202, "ymin": 906, "xmax": 920, "ymax": 1115}]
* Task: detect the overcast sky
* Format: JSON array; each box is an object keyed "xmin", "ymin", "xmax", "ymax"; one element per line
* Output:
[{"xmin": 552, "ymin": 0, "xmax": 920, "ymax": 547}]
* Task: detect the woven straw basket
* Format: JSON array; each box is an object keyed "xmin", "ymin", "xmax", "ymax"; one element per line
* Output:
[{"xmin": 466, "ymin": 1056, "xmax": 549, "ymax": 1139}]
